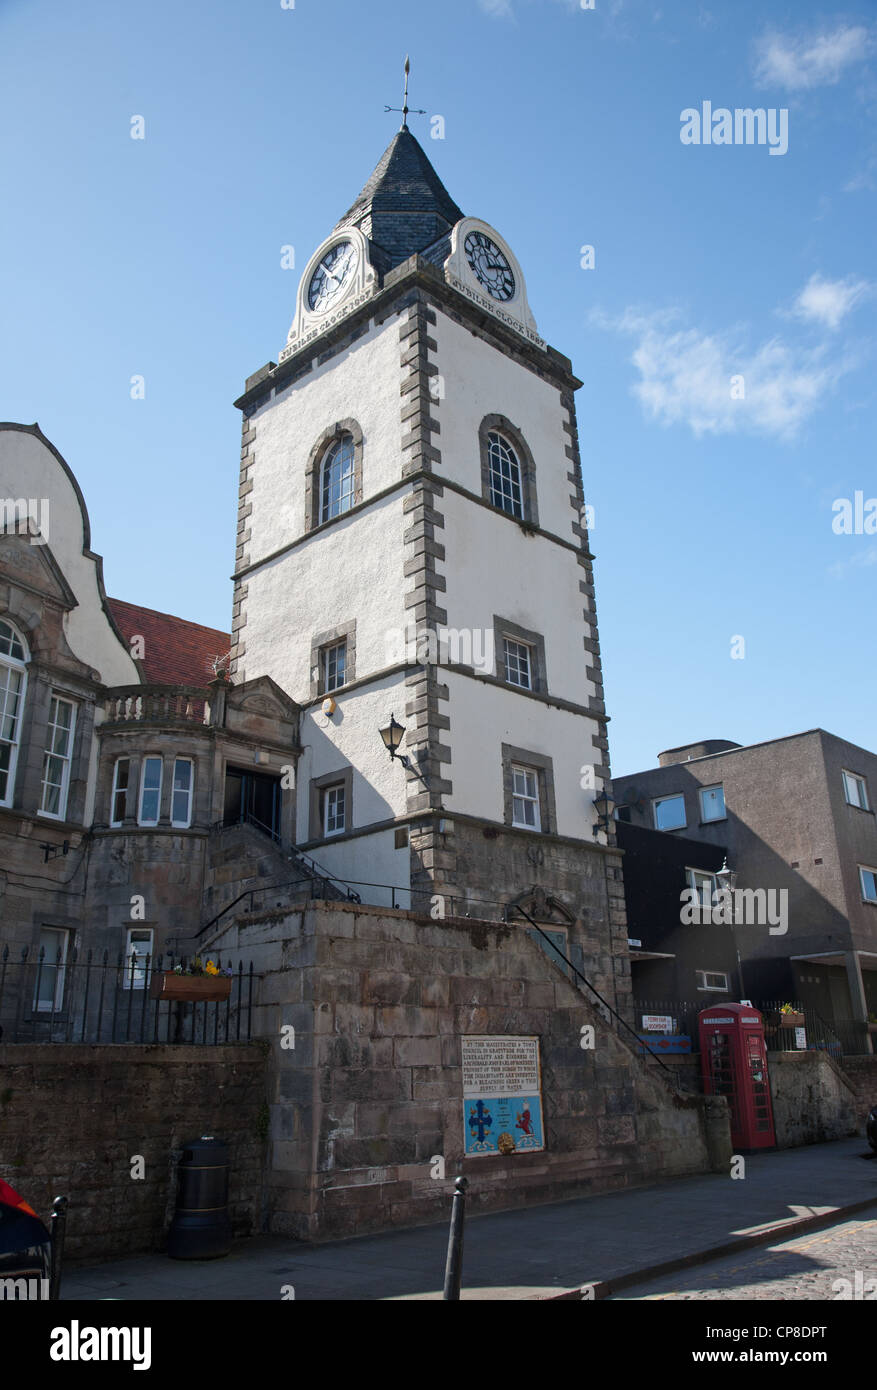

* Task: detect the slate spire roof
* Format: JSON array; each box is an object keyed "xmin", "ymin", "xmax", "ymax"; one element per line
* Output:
[{"xmin": 333, "ymin": 128, "xmax": 464, "ymax": 270}]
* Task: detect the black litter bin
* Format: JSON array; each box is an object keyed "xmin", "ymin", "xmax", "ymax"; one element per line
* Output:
[{"xmin": 167, "ymin": 1136, "xmax": 232, "ymax": 1260}]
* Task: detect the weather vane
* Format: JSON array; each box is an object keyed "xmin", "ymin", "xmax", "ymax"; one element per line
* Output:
[{"xmin": 384, "ymin": 55, "xmax": 425, "ymax": 130}]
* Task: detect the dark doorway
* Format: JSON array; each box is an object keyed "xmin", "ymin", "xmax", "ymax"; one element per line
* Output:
[{"xmin": 223, "ymin": 766, "xmax": 282, "ymax": 841}]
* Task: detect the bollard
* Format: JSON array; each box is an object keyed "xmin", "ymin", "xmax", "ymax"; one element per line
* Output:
[
  {"xmin": 49, "ymin": 1195, "xmax": 68, "ymax": 1301},
  {"xmin": 442, "ymin": 1175, "xmax": 468, "ymax": 1300}
]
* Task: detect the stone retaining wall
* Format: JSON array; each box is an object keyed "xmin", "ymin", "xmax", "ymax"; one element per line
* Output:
[{"xmin": 0, "ymin": 1043, "xmax": 267, "ymax": 1263}]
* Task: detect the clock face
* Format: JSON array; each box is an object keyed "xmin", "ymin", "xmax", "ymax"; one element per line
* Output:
[
  {"xmin": 307, "ymin": 241, "xmax": 358, "ymax": 313},
  {"xmin": 464, "ymin": 230, "xmax": 515, "ymax": 302}
]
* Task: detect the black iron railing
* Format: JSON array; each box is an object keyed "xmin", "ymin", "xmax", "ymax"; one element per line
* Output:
[
  {"xmin": 632, "ymin": 997, "xmax": 854, "ymax": 1057},
  {"xmin": 0, "ymin": 946, "xmax": 254, "ymax": 1045}
]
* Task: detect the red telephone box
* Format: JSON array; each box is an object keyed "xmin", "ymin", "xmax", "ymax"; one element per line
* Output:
[{"xmin": 698, "ymin": 1004, "xmax": 775, "ymax": 1150}]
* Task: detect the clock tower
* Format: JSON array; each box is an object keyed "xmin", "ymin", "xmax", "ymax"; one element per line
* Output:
[{"xmin": 231, "ymin": 117, "xmax": 630, "ymax": 1013}]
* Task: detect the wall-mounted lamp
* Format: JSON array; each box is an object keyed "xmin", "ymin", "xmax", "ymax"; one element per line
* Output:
[
  {"xmin": 379, "ymin": 714, "xmax": 430, "ymax": 789},
  {"xmin": 592, "ymin": 788, "xmax": 615, "ymax": 840},
  {"xmin": 715, "ymin": 857, "xmax": 737, "ymax": 894},
  {"xmin": 41, "ymin": 841, "xmax": 70, "ymax": 863}
]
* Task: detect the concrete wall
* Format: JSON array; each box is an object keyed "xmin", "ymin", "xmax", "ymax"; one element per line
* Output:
[
  {"xmin": 217, "ymin": 901, "xmax": 729, "ymax": 1241},
  {"xmin": 0, "ymin": 1043, "xmax": 267, "ymax": 1263}
]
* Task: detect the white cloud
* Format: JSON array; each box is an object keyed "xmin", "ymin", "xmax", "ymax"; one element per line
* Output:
[
  {"xmin": 478, "ymin": 0, "xmax": 514, "ymax": 14},
  {"xmin": 594, "ymin": 307, "xmax": 850, "ymax": 440},
  {"xmin": 791, "ymin": 274, "xmax": 872, "ymax": 331},
  {"xmin": 828, "ymin": 547, "xmax": 877, "ymax": 579},
  {"xmin": 753, "ymin": 25, "xmax": 873, "ymax": 90}
]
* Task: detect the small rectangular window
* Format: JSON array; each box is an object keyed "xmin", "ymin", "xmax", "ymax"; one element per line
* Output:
[
  {"xmin": 843, "ymin": 770, "xmax": 869, "ymax": 810},
  {"xmin": 687, "ymin": 867, "xmax": 717, "ymax": 908},
  {"xmin": 512, "ymin": 764, "xmax": 541, "ymax": 830},
  {"xmin": 39, "ymin": 696, "xmax": 76, "ymax": 819},
  {"xmin": 700, "ymin": 784, "xmax": 726, "ymax": 822},
  {"xmin": 614, "ymin": 805, "xmax": 631, "ymax": 823},
  {"xmin": 696, "ymin": 970, "xmax": 730, "ymax": 992},
  {"xmin": 321, "ymin": 641, "xmax": 347, "ymax": 694},
  {"xmin": 138, "ymin": 756, "xmax": 163, "ymax": 826},
  {"xmin": 123, "ymin": 928, "xmax": 153, "ymax": 990},
  {"xmin": 171, "ymin": 758, "xmax": 193, "ymax": 828},
  {"xmin": 323, "ymin": 783, "xmax": 346, "ymax": 836},
  {"xmin": 502, "ymin": 637, "xmax": 532, "ymax": 690},
  {"xmin": 859, "ymin": 866, "xmax": 877, "ymax": 903},
  {"xmin": 653, "ymin": 793, "xmax": 686, "ymax": 831},
  {"xmin": 110, "ymin": 758, "xmax": 130, "ymax": 827}
]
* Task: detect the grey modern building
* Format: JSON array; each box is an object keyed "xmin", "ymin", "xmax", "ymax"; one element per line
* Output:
[{"xmin": 613, "ymin": 732, "xmax": 877, "ymax": 1054}]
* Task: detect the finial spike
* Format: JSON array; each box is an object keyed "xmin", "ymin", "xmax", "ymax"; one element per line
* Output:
[
  {"xmin": 402, "ymin": 55, "xmax": 410, "ymax": 129},
  {"xmin": 384, "ymin": 56, "xmax": 425, "ymax": 130}
]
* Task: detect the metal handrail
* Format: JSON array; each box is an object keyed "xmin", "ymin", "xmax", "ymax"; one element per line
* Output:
[{"xmin": 507, "ymin": 904, "xmax": 681, "ymax": 1088}]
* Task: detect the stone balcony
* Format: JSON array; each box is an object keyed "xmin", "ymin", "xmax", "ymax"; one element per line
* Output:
[{"xmin": 100, "ymin": 684, "xmax": 214, "ymax": 727}]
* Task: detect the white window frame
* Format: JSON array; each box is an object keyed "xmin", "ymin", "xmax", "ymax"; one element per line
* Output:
[
  {"xmin": 687, "ymin": 867, "xmax": 718, "ymax": 909},
  {"xmin": 123, "ymin": 928, "xmax": 154, "ymax": 991},
  {"xmin": 171, "ymin": 757, "xmax": 194, "ymax": 829},
  {"xmin": 38, "ymin": 695, "xmax": 76, "ymax": 820},
  {"xmin": 696, "ymin": 969, "xmax": 730, "ymax": 992},
  {"xmin": 653, "ymin": 793, "xmax": 686, "ymax": 832},
  {"xmin": 323, "ymin": 783, "xmax": 346, "ymax": 836},
  {"xmin": 321, "ymin": 641, "xmax": 347, "ymax": 694},
  {"xmin": 502, "ymin": 636, "xmax": 532, "ymax": 690},
  {"xmin": 859, "ymin": 865, "xmax": 877, "ymax": 903},
  {"xmin": 487, "ymin": 431, "xmax": 524, "ymax": 520},
  {"xmin": 110, "ymin": 756, "xmax": 131, "ymax": 827},
  {"xmin": 843, "ymin": 770, "xmax": 869, "ymax": 811},
  {"xmin": 33, "ymin": 927, "xmax": 70, "ymax": 1012},
  {"xmin": 699, "ymin": 784, "xmax": 726, "ymax": 822},
  {"xmin": 0, "ymin": 619, "xmax": 28, "ymax": 809},
  {"xmin": 320, "ymin": 434, "xmax": 355, "ymax": 523},
  {"xmin": 138, "ymin": 756, "xmax": 163, "ymax": 826},
  {"xmin": 511, "ymin": 764, "xmax": 541, "ymax": 831}
]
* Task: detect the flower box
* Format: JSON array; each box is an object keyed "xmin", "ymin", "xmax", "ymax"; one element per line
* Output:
[
  {"xmin": 777, "ymin": 1011, "xmax": 805, "ymax": 1029},
  {"xmin": 149, "ymin": 972, "xmax": 231, "ymax": 1003}
]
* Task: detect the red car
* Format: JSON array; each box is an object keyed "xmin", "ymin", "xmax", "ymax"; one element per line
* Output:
[{"xmin": 0, "ymin": 1178, "xmax": 53, "ymax": 1300}]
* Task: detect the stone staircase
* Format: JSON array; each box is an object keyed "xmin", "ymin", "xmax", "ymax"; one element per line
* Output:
[{"xmin": 198, "ymin": 820, "xmax": 355, "ymax": 952}]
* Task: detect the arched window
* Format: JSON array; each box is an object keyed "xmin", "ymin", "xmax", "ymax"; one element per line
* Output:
[
  {"xmin": 479, "ymin": 416, "xmax": 539, "ymax": 526},
  {"xmin": 0, "ymin": 619, "xmax": 28, "ymax": 808},
  {"xmin": 320, "ymin": 433, "xmax": 356, "ymax": 523},
  {"xmin": 486, "ymin": 432, "xmax": 524, "ymax": 519}
]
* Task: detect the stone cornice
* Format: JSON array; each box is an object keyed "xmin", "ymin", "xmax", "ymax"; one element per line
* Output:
[{"xmin": 234, "ymin": 257, "xmax": 583, "ymax": 414}]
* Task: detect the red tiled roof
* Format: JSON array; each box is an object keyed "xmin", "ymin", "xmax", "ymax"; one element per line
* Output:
[{"xmin": 107, "ymin": 599, "xmax": 231, "ymax": 687}]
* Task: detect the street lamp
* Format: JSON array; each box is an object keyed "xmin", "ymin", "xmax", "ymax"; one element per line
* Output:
[
  {"xmin": 378, "ymin": 714, "xmax": 430, "ymax": 789},
  {"xmin": 714, "ymin": 857, "xmax": 746, "ymax": 999},
  {"xmin": 592, "ymin": 787, "xmax": 615, "ymax": 839}
]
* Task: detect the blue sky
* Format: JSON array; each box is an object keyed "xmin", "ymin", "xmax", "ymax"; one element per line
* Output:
[{"xmin": 1, "ymin": 0, "xmax": 874, "ymax": 775}]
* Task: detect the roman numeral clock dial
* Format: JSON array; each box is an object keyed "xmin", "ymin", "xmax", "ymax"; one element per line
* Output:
[
  {"xmin": 307, "ymin": 240, "xmax": 358, "ymax": 313},
  {"xmin": 464, "ymin": 230, "xmax": 515, "ymax": 302}
]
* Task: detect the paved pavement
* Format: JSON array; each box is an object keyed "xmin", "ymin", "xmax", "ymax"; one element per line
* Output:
[
  {"xmin": 612, "ymin": 1214, "xmax": 877, "ymax": 1300},
  {"xmin": 60, "ymin": 1138, "xmax": 877, "ymax": 1301}
]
